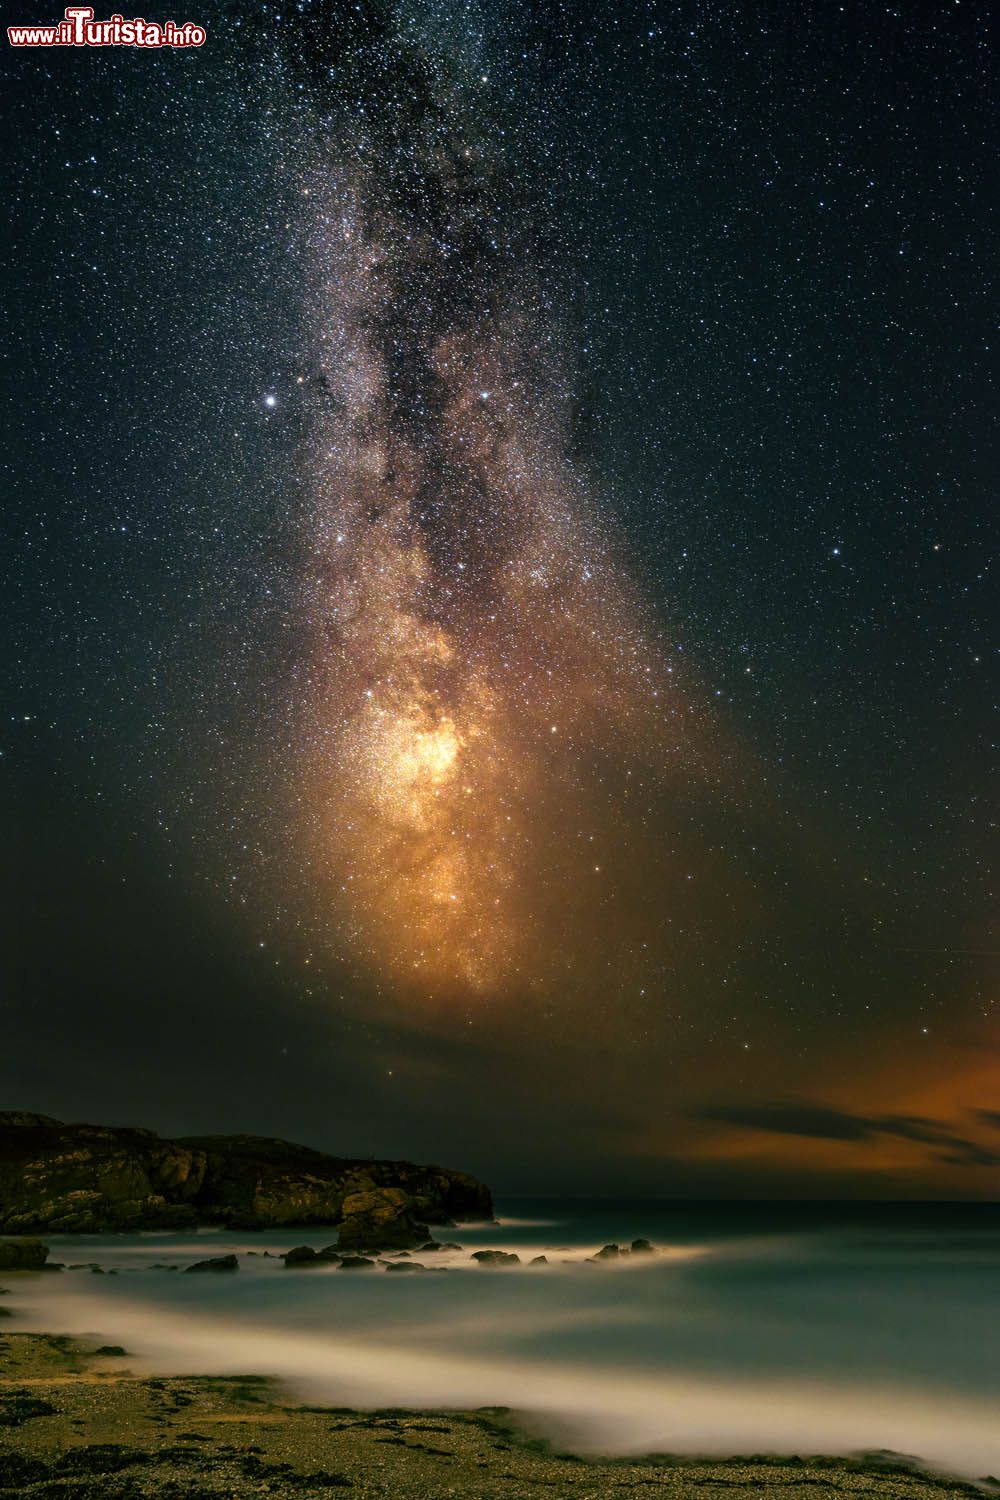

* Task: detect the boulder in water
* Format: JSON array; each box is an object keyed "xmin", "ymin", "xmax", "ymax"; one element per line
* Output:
[{"xmin": 283, "ymin": 1245, "xmax": 318, "ymax": 1266}]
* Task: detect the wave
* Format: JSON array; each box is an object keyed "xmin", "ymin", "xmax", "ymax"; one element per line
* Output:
[{"xmin": 9, "ymin": 1279, "xmax": 999, "ymax": 1480}]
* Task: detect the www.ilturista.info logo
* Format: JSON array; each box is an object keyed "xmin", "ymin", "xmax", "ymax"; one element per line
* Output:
[{"xmin": 8, "ymin": 6, "xmax": 205, "ymax": 45}]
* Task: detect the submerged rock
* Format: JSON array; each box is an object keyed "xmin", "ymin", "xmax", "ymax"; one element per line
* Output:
[
  {"xmin": 630, "ymin": 1238, "xmax": 655, "ymax": 1254},
  {"xmin": 0, "ymin": 1240, "xmax": 49, "ymax": 1271},
  {"xmin": 337, "ymin": 1255, "xmax": 375, "ymax": 1269},
  {"xmin": 384, "ymin": 1260, "xmax": 426, "ymax": 1272},
  {"xmin": 471, "ymin": 1250, "xmax": 520, "ymax": 1266},
  {"xmin": 283, "ymin": 1245, "xmax": 340, "ymax": 1267},
  {"xmin": 529, "ymin": 1255, "xmax": 548, "ymax": 1266},
  {"xmin": 183, "ymin": 1254, "xmax": 239, "ymax": 1274}
]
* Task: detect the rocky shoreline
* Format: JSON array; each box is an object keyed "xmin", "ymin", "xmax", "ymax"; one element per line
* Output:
[
  {"xmin": 0, "ymin": 1232, "xmax": 666, "ymax": 1279},
  {"xmin": 0, "ymin": 1332, "xmax": 991, "ymax": 1500},
  {"xmin": 183, "ymin": 1233, "xmax": 664, "ymax": 1274}
]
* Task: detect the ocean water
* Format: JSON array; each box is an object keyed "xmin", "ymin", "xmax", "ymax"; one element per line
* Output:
[{"xmin": 4, "ymin": 1200, "xmax": 999, "ymax": 1480}]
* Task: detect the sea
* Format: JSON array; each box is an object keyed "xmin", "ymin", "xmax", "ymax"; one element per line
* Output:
[{"xmin": 5, "ymin": 1200, "xmax": 999, "ymax": 1481}]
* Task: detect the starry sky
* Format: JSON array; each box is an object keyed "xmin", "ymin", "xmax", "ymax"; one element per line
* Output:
[{"xmin": 4, "ymin": 0, "xmax": 997, "ymax": 1197}]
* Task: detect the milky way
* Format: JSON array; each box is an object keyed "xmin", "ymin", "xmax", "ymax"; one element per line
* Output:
[{"xmin": 287, "ymin": 2, "xmax": 714, "ymax": 1000}]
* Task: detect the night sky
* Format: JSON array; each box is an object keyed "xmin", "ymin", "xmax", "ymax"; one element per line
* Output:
[{"xmin": 4, "ymin": 0, "xmax": 997, "ymax": 1197}]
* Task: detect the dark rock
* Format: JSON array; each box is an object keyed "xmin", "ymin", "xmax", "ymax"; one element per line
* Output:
[
  {"xmin": 283, "ymin": 1245, "xmax": 318, "ymax": 1266},
  {"xmin": 183, "ymin": 1254, "xmax": 239, "ymax": 1273},
  {"xmin": 337, "ymin": 1255, "xmax": 375, "ymax": 1269},
  {"xmin": 630, "ymin": 1238, "xmax": 655, "ymax": 1254},
  {"xmin": 0, "ymin": 1453, "xmax": 49, "ymax": 1487},
  {"xmin": 0, "ymin": 1390, "xmax": 58, "ymax": 1426},
  {"xmin": 0, "ymin": 1112, "xmax": 493, "ymax": 1234},
  {"xmin": 283, "ymin": 1244, "xmax": 340, "ymax": 1267},
  {"xmin": 384, "ymin": 1260, "xmax": 426, "ymax": 1272},
  {"xmin": 0, "ymin": 1306, "xmax": 13, "ymax": 1317},
  {"xmin": 529, "ymin": 1255, "xmax": 548, "ymax": 1265},
  {"xmin": 54, "ymin": 1443, "xmax": 148, "ymax": 1474},
  {"xmin": 591, "ymin": 1244, "xmax": 621, "ymax": 1261},
  {"xmin": 0, "ymin": 1239, "xmax": 49, "ymax": 1271},
  {"xmin": 94, "ymin": 1345, "xmax": 127, "ymax": 1356},
  {"xmin": 471, "ymin": 1250, "xmax": 520, "ymax": 1265}
]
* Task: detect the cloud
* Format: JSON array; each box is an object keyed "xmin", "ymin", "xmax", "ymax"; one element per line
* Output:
[
  {"xmin": 696, "ymin": 1102, "xmax": 1000, "ymax": 1169},
  {"xmin": 700, "ymin": 1103, "xmax": 874, "ymax": 1142}
]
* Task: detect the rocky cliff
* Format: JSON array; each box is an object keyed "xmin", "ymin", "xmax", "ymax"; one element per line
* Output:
[{"xmin": 0, "ymin": 1114, "xmax": 493, "ymax": 1244}]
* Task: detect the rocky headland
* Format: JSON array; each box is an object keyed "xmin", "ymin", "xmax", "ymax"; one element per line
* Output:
[{"xmin": 0, "ymin": 1113, "xmax": 492, "ymax": 1248}]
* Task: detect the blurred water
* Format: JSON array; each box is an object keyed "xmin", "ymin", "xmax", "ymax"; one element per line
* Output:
[{"xmin": 5, "ymin": 1200, "xmax": 999, "ymax": 1479}]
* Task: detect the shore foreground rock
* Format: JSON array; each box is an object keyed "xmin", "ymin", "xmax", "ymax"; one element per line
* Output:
[{"xmin": 0, "ymin": 1112, "xmax": 493, "ymax": 1243}]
